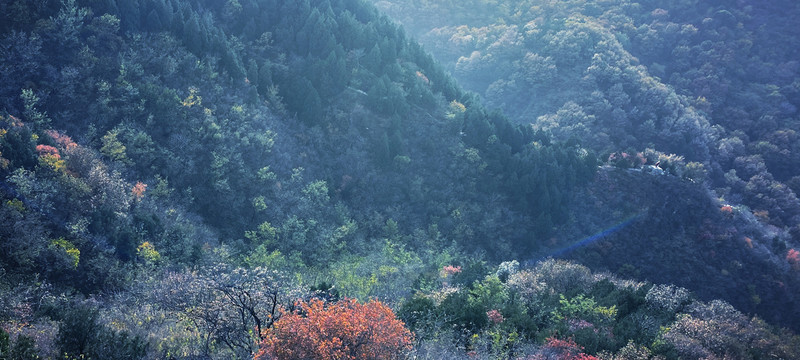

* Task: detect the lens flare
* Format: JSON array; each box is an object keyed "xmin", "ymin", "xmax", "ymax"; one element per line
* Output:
[{"xmin": 525, "ymin": 212, "xmax": 645, "ymax": 267}]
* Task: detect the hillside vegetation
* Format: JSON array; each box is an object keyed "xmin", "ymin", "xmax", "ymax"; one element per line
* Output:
[
  {"xmin": 374, "ymin": 0, "xmax": 800, "ymax": 330},
  {"xmin": 0, "ymin": 0, "xmax": 798, "ymax": 358},
  {"xmin": 375, "ymin": 0, "xmax": 800, "ymax": 229}
]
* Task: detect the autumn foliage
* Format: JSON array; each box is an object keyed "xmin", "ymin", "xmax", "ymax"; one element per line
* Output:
[
  {"xmin": 131, "ymin": 181, "xmax": 147, "ymax": 200},
  {"xmin": 35, "ymin": 144, "xmax": 60, "ymax": 158},
  {"xmin": 45, "ymin": 130, "xmax": 78, "ymax": 150},
  {"xmin": 35, "ymin": 144, "xmax": 66, "ymax": 172},
  {"xmin": 533, "ymin": 337, "xmax": 598, "ymax": 360},
  {"xmin": 256, "ymin": 298, "xmax": 413, "ymax": 360},
  {"xmin": 788, "ymin": 249, "xmax": 800, "ymax": 270},
  {"xmin": 486, "ymin": 309, "xmax": 504, "ymax": 325}
]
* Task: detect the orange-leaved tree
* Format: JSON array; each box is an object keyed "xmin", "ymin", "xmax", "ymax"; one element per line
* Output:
[{"xmin": 255, "ymin": 298, "xmax": 413, "ymax": 360}]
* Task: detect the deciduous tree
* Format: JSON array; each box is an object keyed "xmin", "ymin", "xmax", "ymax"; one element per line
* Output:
[{"xmin": 256, "ymin": 298, "xmax": 413, "ymax": 360}]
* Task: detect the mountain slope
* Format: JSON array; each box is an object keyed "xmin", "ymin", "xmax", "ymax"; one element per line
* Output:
[
  {"xmin": 1, "ymin": 0, "xmax": 799, "ymax": 358},
  {"xmin": 373, "ymin": 0, "xmax": 800, "ymax": 229},
  {"xmin": 0, "ymin": 0, "xmax": 598, "ymax": 269},
  {"xmin": 373, "ymin": 0, "xmax": 800, "ymax": 331}
]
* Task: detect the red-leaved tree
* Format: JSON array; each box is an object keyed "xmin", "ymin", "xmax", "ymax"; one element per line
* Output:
[
  {"xmin": 256, "ymin": 298, "xmax": 413, "ymax": 360},
  {"xmin": 528, "ymin": 337, "xmax": 598, "ymax": 360},
  {"xmin": 787, "ymin": 248, "xmax": 800, "ymax": 270}
]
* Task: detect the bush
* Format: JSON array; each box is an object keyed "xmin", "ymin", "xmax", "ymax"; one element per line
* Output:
[
  {"xmin": 0, "ymin": 328, "xmax": 39, "ymax": 360},
  {"xmin": 257, "ymin": 298, "xmax": 413, "ymax": 360},
  {"xmin": 56, "ymin": 304, "xmax": 146, "ymax": 360}
]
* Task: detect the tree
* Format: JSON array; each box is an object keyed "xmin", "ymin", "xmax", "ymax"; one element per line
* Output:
[
  {"xmin": 100, "ymin": 130, "xmax": 127, "ymax": 162},
  {"xmin": 538, "ymin": 337, "xmax": 599, "ymax": 360},
  {"xmin": 21, "ymin": 89, "xmax": 49, "ymax": 131},
  {"xmin": 0, "ymin": 327, "xmax": 39, "ymax": 360},
  {"xmin": 47, "ymin": 0, "xmax": 89, "ymax": 62},
  {"xmin": 659, "ymin": 300, "xmax": 800, "ymax": 359},
  {"xmin": 150, "ymin": 265, "xmax": 301, "ymax": 359},
  {"xmin": 0, "ymin": 32, "xmax": 42, "ymax": 111},
  {"xmin": 256, "ymin": 298, "xmax": 413, "ymax": 360},
  {"xmin": 57, "ymin": 304, "xmax": 146, "ymax": 360}
]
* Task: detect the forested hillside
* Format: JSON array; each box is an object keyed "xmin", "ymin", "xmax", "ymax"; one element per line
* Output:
[
  {"xmin": 375, "ymin": 0, "xmax": 800, "ymax": 330},
  {"xmin": 374, "ymin": 0, "xmax": 800, "ymax": 229},
  {"xmin": 0, "ymin": 0, "xmax": 798, "ymax": 358}
]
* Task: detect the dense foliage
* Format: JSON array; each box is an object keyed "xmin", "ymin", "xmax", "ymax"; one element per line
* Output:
[
  {"xmin": 256, "ymin": 298, "xmax": 413, "ymax": 360},
  {"xmin": 402, "ymin": 259, "xmax": 800, "ymax": 359},
  {"xmin": 374, "ymin": 0, "xmax": 800, "ymax": 330},
  {"xmin": 373, "ymin": 0, "xmax": 800, "ymax": 226},
  {"xmin": 0, "ymin": 0, "xmax": 798, "ymax": 358}
]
